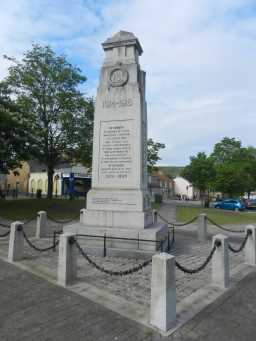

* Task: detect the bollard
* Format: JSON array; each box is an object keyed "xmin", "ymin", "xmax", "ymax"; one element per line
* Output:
[
  {"xmin": 150, "ymin": 253, "xmax": 176, "ymax": 332},
  {"xmin": 57, "ymin": 233, "xmax": 77, "ymax": 286},
  {"xmin": 8, "ymin": 222, "xmax": 24, "ymax": 262},
  {"xmin": 152, "ymin": 209, "xmax": 158, "ymax": 224},
  {"xmin": 244, "ymin": 225, "xmax": 256, "ymax": 266},
  {"xmin": 198, "ymin": 213, "xmax": 207, "ymax": 241},
  {"xmin": 36, "ymin": 211, "xmax": 47, "ymax": 239},
  {"xmin": 80, "ymin": 208, "xmax": 86, "ymax": 223},
  {"xmin": 212, "ymin": 234, "xmax": 230, "ymax": 289}
]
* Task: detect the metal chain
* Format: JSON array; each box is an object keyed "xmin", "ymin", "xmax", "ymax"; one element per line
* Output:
[
  {"xmin": 22, "ymin": 229, "xmax": 59, "ymax": 252},
  {"xmin": 175, "ymin": 245, "xmax": 217, "ymax": 274},
  {"xmin": 23, "ymin": 217, "xmax": 36, "ymax": 225},
  {"xmin": 0, "ymin": 222, "xmax": 10, "ymax": 228},
  {"xmin": 47, "ymin": 214, "xmax": 79, "ymax": 224},
  {"xmin": 157, "ymin": 213, "xmax": 198, "ymax": 227},
  {"xmin": 0, "ymin": 217, "xmax": 35, "ymax": 227},
  {"xmin": 228, "ymin": 230, "xmax": 250, "ymax": 253},
  {"xmin": 0, "ymin": 230, "xmax": 10, "ymax": 238},
  {"xmin": 206, "ymin": 217, "xmax": 244, "ymax": 233},
  {"xmin": 74, "ymin": 239, "xmax": 152, "ymax": 276}
]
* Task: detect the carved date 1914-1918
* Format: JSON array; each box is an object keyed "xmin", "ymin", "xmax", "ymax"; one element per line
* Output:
[{"xmin": 102, "ymin": 98, "xmax": 133, "ymax": 109}]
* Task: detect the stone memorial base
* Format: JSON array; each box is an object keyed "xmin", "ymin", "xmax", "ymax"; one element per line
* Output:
[{"xmin": 63, "ymin": 221, "xmax": 168, "ymax": 258}]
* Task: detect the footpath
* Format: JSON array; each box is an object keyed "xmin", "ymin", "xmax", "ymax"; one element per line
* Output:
[
  {"xmin": 1, "ymin": 258, "xmax": 256, "ymax": 341},
  {"xmin": 1, "ymin": 202, "xmax": 256, "ymax": 340}
]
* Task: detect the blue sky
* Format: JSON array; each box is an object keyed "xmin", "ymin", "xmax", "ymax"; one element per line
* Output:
[{"xmin": 1, "ymin": 0, "xmax": 256, "ymax": 166}]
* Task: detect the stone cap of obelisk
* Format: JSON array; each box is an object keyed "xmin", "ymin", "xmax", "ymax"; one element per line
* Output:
[{"xmin": 102, "ymin": 30, "xmax": 143, "ymax": 55}]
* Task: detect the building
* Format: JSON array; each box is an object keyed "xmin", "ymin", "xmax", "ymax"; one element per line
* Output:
[
  {"xmin": 1, "ymin": 161, "xmax": 91, "ymax": 197},
  {"xmin": 148, "ymin": 172, "xmax": 175, "ymax": 200},
  {"xmin": 173, "ymin": 176, "xmax": 199, "ymax": 200},
  {"xmin": 28, "ymin": 164, "xmax": 91, "ymax": 197},
  {"xmin": 5, "ymin": 161, "xmax": 30, "ymax": 194}
]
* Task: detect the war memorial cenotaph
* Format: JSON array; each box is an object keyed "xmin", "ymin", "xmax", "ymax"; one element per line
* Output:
[{"xmin": 64, "ymin": 31, "xmax": 168, "ymax": 255}]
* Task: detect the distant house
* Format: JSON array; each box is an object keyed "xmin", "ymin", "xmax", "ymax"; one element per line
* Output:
[
  {"xmin": 148, "ymin": 171, "xmax": 175, "ymax": 200},
  {"xmin": 173, "ymin": 176, "xmax": 199, "ymax": 200},
  {"xmin": 3, "ymin": 161, "xmax": 31, "ymax": 194},
  {"xmin": 28, "ymin": 163, "xmax": 91, "ymax": 197},
  {"xmin": 1, "ymin": 161, "xmax": 91, "ymax": 197},
  {"xmin": 0, "ymin": 173, "xmax": 7, "ymax": 191}
]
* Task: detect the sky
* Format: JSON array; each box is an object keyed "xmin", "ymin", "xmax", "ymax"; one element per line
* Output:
[{"xmin": 1, "ymin": 0, "xmax": 256, "ymax": 166}]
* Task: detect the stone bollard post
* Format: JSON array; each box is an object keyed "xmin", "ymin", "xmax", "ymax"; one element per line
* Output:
[
  {"xmin": 244, "ymin": 225, "xmax": 256, "ymax": 266},
  {"xmin": 212, "ymin": 234, "xmax": 230, "ymax": 289},
  {"xmin": 58, "ymin": 233, "xmax": 77, "ymax": 286},
  {"xmin": 36, "ymin": 211, "xmax": 47, "ymax": 239},
  {"xmin": 152, "ymin": 209, "xmax": 158, "ymax": 224},
  {"xmin": 198, "ymin": 213, "xmax": 207, "ymax": 241},
  {"xmin": 150, "ymin": 253, "xmax": 176, "ymax": 332},
  {"xmin": 8, "ymin": 221, "xmax": 24, "ymax": 262},
  {"xmin": 80, "ymin": 209, "xmax": 86, "ymax": 223}
]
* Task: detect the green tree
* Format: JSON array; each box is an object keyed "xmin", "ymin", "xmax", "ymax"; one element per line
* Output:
[
  {"xmin": 211, "ymin": 137, "xmax": 241, "ymax": 163},
  {"xmin": 211, "ymin": 138, "xmax": 256, "ymax": 197},
  {"xmin": 68, "ymin": 98, "xmax": 94, "ymax": 169},
  {"xmin": 147, "ymin": 138, "xmax": 165, "ymax": 174},
  {"xmin": 182, "ymin": 152, "xmax": 216, "ymax": 206},
  {"xmin": 0, "ymin": 82, "xmax": 31, "ymax": 174},
  {"xmin": 3, "ymin": 44, "xmax": 91, "ymax": 198},
  {"xmin": 214, "ymin": 163, "xmax": 247, "ymax": 197}
]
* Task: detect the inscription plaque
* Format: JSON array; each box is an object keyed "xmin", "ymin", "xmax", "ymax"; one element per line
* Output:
[{"xmin": 98, "ymin": 119, "xmax": 134, "ymax": 186}]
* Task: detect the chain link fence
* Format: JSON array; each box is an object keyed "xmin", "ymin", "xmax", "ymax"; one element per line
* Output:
[
  {"xmin": 157, "ymin": 213, "xmax": 198, "ymax": 227},
  {"xmin": 228, "ymin": 229, "xmax": 251, "ymax": 253},
  {"xmin": 20, "ymin": 226, "xmax": 59, "ymax": 252},
  {"xmin": 206, "ymin": 216, "xmax": 244, "ymax": 233},
  {"xmin": 175, "ymin": 244, "xmax": 217, "ymax": 274},
  {"xmin": 0, "ymin": 230, "xmax": 10, "ymax": 238},
  {"xmin": 73, "ymin": 238, "xmax": 152, "ymax": 276},
  {"xmin": 47, "ymin": 214, "xmax": 80, "ymax": 224}
]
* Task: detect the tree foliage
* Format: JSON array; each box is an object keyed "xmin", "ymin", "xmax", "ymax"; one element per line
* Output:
[
  {"xmin": 212, "ymin": 138, "xmax": 256, "ymax": 197},
  {"xmin": 147, "ymin": 138, "xmax": 165, "ymax": 174},
  {"xmin": 211, "ymin": 137, "xmax": 241, "ymax": 163},
  {"xmin": 68, "ymin": 97, "xmax": 94, "ymax": 169},
  {"xmin": 183, "ymin": 137, "xmax": 256, "ymax": 200},
  {"xmin": 3, "ymin": 44, "xmax": 92, "ymax": 197},
  {"xmin": 182, "ymin": 152, "xmax": 216, "ymax": 205},
  {"xmin": 0, "ymin": 82, "xmax": 32, "ymax": 173},
  {"xmin": 182, "ymin": 152, "xmax": 216, "ymax": 193}
]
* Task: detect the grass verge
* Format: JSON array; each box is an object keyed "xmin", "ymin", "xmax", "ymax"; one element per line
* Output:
[
  {"xmin": 0, "ymin": 198, "xmax": 86, "ymax": 220},
  {"xmin": 176, "ymin": 206, "xmax": 256, "ymax": 225}
]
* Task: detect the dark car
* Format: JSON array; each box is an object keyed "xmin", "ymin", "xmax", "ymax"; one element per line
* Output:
[
  {"xmin": 245, "ymin": 199, "xmax": 256, "ymax": 210},
  {"xmin": 214, "ymin": 199, "xmax": 245, "ymax": 211}
]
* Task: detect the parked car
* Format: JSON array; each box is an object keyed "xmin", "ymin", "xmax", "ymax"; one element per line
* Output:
[
  {"xmin": 214, "ymin": 199, "xmax": 245, "ymax": 211},
  {"xmin": 244, "ymin": 199, "xmax": 256, "ymax": 210}
]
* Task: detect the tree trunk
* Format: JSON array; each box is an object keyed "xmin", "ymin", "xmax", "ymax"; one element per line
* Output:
[{"xmin": 47, "ymin": 166, "xmax": 54, "ymax": 199}]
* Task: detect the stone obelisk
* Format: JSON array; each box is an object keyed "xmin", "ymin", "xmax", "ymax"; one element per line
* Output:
[{"xmin": 65, "ymin": 31, "xmax": 167, "ymax": 255}]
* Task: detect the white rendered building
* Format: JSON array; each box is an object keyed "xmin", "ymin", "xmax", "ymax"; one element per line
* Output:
[{"xmin": 174, "ymin": 176, "xmax": 196, "ymax": 200}]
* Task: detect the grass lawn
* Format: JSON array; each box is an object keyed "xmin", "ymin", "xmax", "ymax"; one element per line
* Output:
[
  {"xmin": 151, "ymin": 202, "xmax": 161, "ymax": 210},
  {"xmin": 0, "ymin": 198, "xmax": 86, "ymax": 220},
  {"xmin": 0, "ymin": 198, "xmax": 161, "ymax": 221},
  {"xmin": 176, "ymin": 206, "xmax": 256, "ymax": 225}
]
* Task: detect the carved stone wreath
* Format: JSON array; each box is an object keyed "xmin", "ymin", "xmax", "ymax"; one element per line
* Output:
[{"xmin": 109, "ymin": 67, "xmax": 129, "ymax": 87}]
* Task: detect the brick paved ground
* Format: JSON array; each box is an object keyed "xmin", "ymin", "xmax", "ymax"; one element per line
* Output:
[
  {"xmin": 0, "ymin": 204, "xmax": 255, "ymax": 340},
  {"xmin": 1, "ymin": 257, "xmax": 256, "ymax": 340},
  {"xmin": 0, "ymin": 259, "xmax": 156, "ymax": 341},
  {"xmin": 0, "ymin": 221, "xmax": 247, "ymax": 317}
]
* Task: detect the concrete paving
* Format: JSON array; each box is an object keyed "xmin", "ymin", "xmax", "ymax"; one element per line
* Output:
[
  {"xmin": 1, "ymin": 203, "xmax": 256, "ymax": 340},
  {"xmin": 1, "ymin": 258, "xmax": 256, "ymax": 340}
]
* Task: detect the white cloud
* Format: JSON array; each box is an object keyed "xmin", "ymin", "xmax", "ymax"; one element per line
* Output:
[{"xmin": 1, "ymin": 0, "xmax": 256, "ymax": 165}]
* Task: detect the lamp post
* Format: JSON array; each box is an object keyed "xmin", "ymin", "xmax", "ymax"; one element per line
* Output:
[{"xmin": 54, "ymin": 174, "xmax": 60, "ymax": 198}]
